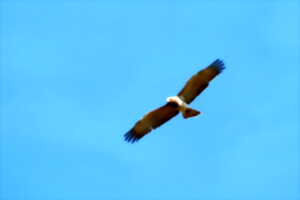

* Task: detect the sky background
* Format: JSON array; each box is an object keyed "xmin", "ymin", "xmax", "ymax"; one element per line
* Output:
[{"xmin": 0, "ymin": 0, "xmax": 299, "ymax": 200}]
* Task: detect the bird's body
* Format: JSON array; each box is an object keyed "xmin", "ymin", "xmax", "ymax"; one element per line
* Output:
[
  {"xmin": 166, "ymin": 96, "xmax": 200, "ymax": 119},
  {"xmin": 124, "ymin": 59, "xmax": 225, "ymax": 143}
]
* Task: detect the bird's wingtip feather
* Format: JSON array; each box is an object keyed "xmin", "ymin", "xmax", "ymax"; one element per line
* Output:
[
  {"xmin": 124, "ymin": 129, "xmax": 140, "ymax": 143},
  {"xmin": 211, "ymin": 59, "xmax": 225, "ymax": 72}
]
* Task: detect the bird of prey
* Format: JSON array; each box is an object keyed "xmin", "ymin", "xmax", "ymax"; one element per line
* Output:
[{"xmin": 124, "ymin": 59, "xmax": 225, "ymax": 143}]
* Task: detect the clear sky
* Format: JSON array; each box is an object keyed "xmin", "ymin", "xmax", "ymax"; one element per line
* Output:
[{"xmin": 0, "ymin": 0, "xmax": 299, "ymax": 199}]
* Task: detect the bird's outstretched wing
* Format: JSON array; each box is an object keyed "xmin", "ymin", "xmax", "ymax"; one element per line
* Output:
[
  {"xmin": 124, "ymin": 102, "xmax": 179, "ymax": 143},
  {"xmin": 177, "ymin": 59, "xmax": 225, "ymax": 104}
]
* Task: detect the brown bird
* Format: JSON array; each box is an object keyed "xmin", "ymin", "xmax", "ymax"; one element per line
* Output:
[{"xmin": 124, "ymin": 59, "xmax": 225, "ymax": 143}]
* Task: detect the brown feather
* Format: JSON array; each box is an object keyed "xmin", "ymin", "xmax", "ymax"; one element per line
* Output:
[
  {"xmin": 124, "ymin": 102, "xmax": 179, "ymax": 143},
  {"xmin": 177, "ymin": 59, "xmax": 225, "ymax": 104}
]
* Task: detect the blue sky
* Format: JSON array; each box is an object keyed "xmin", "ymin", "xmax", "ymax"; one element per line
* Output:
[{"xmin": 0, "ymin": 1, "xmax": 299, "ymax": 199}]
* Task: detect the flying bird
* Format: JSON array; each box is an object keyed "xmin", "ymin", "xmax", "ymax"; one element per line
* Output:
[{"xmin": 124, "ymin": 59, "xmax": 225, "ymax": 143}]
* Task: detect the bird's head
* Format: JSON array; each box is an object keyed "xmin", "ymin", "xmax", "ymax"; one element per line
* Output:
[{"xmin": 166, "ymin": 96, "xmax": 184, "ymax": 106}]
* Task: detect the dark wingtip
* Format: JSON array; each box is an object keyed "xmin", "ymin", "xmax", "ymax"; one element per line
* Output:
[
  {"xmin": 210, "ymin": 59, "xmax": 225, "ymax": 73},
  {"xmin": 124, "ymin": 129, "xmax": 141, "ymax": 143}
]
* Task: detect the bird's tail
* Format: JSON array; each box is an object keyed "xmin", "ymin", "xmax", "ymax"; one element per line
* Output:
[{"xmin": 182, "ymin": 107, "xmax": 201, "ymax": 119}]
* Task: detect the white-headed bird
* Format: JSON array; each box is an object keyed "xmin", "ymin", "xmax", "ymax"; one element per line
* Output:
[{"xmin": 124, "ymin": 59, "xmax": 225, "ymax": 143}]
